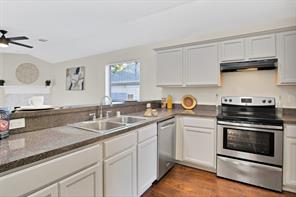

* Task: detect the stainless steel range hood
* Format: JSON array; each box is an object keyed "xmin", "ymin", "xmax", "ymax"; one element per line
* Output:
[{"xmin": 220, "ymin": 58, "xmax": 278, "ymax": 72}]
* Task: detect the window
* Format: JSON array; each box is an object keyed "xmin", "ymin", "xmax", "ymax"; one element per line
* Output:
[{"xmin": 106, "ymin": 61, "xmax": 140, "ymax": 102}]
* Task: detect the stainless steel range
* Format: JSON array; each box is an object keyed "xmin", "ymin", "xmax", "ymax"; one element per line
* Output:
[{"xmin": 216, "ymin": 96, "xmax": 283, "ymax": 192}]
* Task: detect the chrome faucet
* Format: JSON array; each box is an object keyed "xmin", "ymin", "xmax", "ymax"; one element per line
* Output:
[{"xmin": 99, "ymin": 96, "xmax": 112, "ymax": 118}]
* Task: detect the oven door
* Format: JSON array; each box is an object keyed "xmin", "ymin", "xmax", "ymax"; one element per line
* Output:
[{"xmin": 217, "ymin": 121, "xmax": 283, "ymax": 166}]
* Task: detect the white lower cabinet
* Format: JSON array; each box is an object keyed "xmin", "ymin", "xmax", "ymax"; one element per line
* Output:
[
  {"xmin": 284, "ymin": 124, "xmax": 296, "ymax": 193},
  {"xmin": 103, "ymin": 132, "xmax": 137, "ymax": 197},
  {"xmin": 0, "ymin": 144, "xmax": 103, "ymax": 197},
  {"xmin": 104, "ymin": 147, "xmax": 137, "ymax": 197},
  {"xmin": 181, "ymin": 117, "xmax": 216, "ymax": 171},
  {"xmin": 137, "ymin": 136, "xmax": 157, "ymax": 196},
  {"xmin": 183, "ymin": 127, "xmax": 215, "ymax": 170},
  {"xmin": 59, "ymin": 164, "xmax": 102, "ymax": 197},
  {"xmin": 103, "ymin": 124, "xmax": 158, "ymax": 197},
  {"xmin": 28, "ymin": 183, "xmax": 58, "ymax": 197}
]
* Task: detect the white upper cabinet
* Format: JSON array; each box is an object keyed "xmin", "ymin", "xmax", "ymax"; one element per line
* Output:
[
  {"xmin": 220, "ymin": 39, "xmax": 245, "ymax": 62},
  {"xmin": 156, "ymin": 48, "xmax": 183, "ymax": 86},
  {"xmin": 156, "ymin": 28, "xmax": 296, "ymax": 86},
  {"xmin": 184, "ymin": 43, "xmax": 220, "ymax": 86},
  {"xmin": 276, "ymin": 30, "xmax": 296, "ymax": 85},
  {"xmin": 219, "ymin": 34, "xmax": 276, "ymax": 62},
  {"xmin": 247, "ymin": 34, "xmax": 276, "ymax": 59}
]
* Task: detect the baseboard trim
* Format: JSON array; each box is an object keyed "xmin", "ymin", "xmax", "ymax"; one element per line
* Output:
[
  {"xmin": 283, "ymin": 185, "xmax": 296, "ymax": 193},
  {"xmin": 176, "ymin": 160, "xmax": 216, "ymax": 173}
]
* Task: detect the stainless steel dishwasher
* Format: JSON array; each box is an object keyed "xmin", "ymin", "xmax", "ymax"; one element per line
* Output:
[{"xmin": 157, "ymin": 118, "xmax": 176, "ymax": 180}]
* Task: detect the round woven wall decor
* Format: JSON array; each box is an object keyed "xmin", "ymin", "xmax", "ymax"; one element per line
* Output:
[{"xmin": 16, "ymin": 63, "xmax": 39, "ymax": 84}]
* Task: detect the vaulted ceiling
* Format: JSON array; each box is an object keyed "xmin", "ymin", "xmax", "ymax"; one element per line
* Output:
[{"xmin": 0, "ymin": 0, "xmax": 295, "ymax": 63}]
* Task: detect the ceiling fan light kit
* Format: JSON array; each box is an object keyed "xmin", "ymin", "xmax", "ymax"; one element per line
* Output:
[
  {"xmin": 0, "ymin": 30, "xmax": 33, "ymax": 48},
  {"xmin": 0, "ymin": 38, "xmax": 9, "ymax": 48}
]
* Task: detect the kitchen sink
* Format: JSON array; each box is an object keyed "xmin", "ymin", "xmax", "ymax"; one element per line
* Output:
[
  {"xmin": 68, "ymin": 116, "xmax": 147, "ymax": 133},
  {"xmin": 69, "ymin": 120, "xmax": 125, "ymax": 133},
  {"xmin": 108, "ymin": 116, "xmax": 147, "ymax": 124}
]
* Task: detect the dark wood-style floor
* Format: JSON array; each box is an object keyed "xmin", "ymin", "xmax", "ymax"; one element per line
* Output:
[{"xmin": 143, "ymin": 164, "xmax": 296, "ymax": 197}]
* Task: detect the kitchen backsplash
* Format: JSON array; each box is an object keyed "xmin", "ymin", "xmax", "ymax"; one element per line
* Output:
[{"xmin": 10, "ymin": 100, "xmax": 161, "ymax": 134}]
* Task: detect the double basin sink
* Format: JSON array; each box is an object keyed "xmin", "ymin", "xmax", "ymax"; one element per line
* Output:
[{"xmin": 68, "ymin": 116, "xmax": 147, "ymax": 134}]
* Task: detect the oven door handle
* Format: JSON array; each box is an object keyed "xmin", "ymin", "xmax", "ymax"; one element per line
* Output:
[{"xmin": 217, "ymin": 120, "xmax": 283, "ymax": 131}]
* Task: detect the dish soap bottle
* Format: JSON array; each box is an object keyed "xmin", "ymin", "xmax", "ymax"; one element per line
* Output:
[{"xmin": 167, "ymin": 95, "xmax": 173, "ymax": 109}]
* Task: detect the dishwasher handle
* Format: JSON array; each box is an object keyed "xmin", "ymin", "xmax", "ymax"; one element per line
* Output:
[{"xmin": 159, "ymin": 122, "xmax": 175, "ymax": 130}]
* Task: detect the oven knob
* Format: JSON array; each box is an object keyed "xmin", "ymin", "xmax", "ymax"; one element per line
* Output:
[
  {"xmin": 268, "ymin": 100, "xmax": 272, "ymax": 104},
  {"xmin": 262, "ymin": 100, "xmax": 266, "ymax": 103},
  {"xmin": 224, "ymin": 99, "xmax": 228, "ymax": 102},
  {"xmin": 229, "ymin": 99, "xmax": 232, "ymax": 102}
]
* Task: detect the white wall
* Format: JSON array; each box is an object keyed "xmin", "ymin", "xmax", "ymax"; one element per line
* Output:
[
  {"xmin": 52, "ymin": 46, "xmax": 160, "ymax": 106},
  {"xmin": 0, "ymin": 53, "xmax": 53, "ymax": 107},
  {"xmin": 162, "ymin": 70, "xmax": 296, "ymax": 108},
  {"xmin": 0, "ymin": 53, "xmax": 53, "ymax": 85},
  {"xmin": 51, "ymin": 24, "xmax": 296, "ymax": 108}
]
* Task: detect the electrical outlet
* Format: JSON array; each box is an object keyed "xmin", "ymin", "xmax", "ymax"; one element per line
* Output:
[{"xmin": 9, "ymin": 118, "xmax": 26, "ymax": 129}]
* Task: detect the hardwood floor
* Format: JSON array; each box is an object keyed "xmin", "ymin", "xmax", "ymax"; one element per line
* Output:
[{"xmin": 143, "ymin": 164, "xmax": 296, "ymax": 197}]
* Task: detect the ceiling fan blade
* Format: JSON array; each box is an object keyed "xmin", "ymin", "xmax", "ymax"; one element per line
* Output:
[
  {"xmin": 8, "ymin": 36, "xmax": 29, "ymax": 41},
  {"xmin": 9, "ymin": 41, "xmax": 33, "ymax": 48}
]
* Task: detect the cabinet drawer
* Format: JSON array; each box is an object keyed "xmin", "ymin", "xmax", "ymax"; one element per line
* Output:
[
  {"xmin": 104, "ymin": 131, "xmax": 137, "ymax": 158},
  {"xmin": 285, "ymin": 124, "xmax": 296, "ymax": 138},
  {"xmin": 138, "ymin": 123, "xmax": 157, "ymax": 143},
  {"xmin": 183, "ymin": 117, "xmax": 215, "ymax": 129},
  {"xmin": 0, "ymin": 144, "xmax": 101, "ymax": 197}
]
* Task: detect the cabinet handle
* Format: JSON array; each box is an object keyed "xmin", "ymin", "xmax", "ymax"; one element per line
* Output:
[
  {"xmin": 185, "ymin": 128, "xmax": 212, "ymax": 134},
  {"xmin": 160, "ymin": 123, "xmax": 175, "ymax": 130}
]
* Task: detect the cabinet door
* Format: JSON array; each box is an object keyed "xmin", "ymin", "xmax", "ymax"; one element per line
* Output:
[
  {"xmin": 138, "ymin": 136, "xmax": 157, "ymax": 196},
  {"xmin": 247, "ymin": 34, "xmax": 276, "ymax": 59},
  {"xmin": 284, "ymin": 124, "xmax": 296, "ymax": 192},
  {"xmin": 277, "ymin": 31, "xmax": 296, "ymax": 84},
  {"xmin": 28, "ymin": 184, "xmax": 58, "ymax": 197},
  {"xmin": 104, "ymin": 147, "xmax": 137, "ymax": 197},
  {"xmin": 0, "ymin": 145, "xmax": 101, "ymax": 197},
  {"xmin": 183, "ymin": 127, "xmax": 215, "ymax": 169},
  {"xmin": 156, "ymin": 48, "xmax": 183, "ymax": 86},
  {"xmin": 220, "ymin": 39, "xmax": 245, "ymax": 62},
  {"xmin": 184, "ymin": 43, "xmax": 220, "ymax": 86},
  {"xmin": 59, "ymin": 164, "xmax": 103, "ymax": 197}
]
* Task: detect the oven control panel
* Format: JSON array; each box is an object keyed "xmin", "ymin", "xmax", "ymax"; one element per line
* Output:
[{"xmin": 221, "ymin": 96, "xmax": 275, "ymax": 106}]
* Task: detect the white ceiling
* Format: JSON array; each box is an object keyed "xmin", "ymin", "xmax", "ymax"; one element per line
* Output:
[{"xmin": 0, "ymin": 0, "xmax": 295, "ymax": 63}]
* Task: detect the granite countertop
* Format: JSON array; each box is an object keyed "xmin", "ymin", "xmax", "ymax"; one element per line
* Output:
[
  {"xmin": 281, "ymin": 109, "xmax": 296, "ymax": 125},
  {"xmin": 1, "ymin": 106, "xmax": 295, "ymax": 175},
  {"xmin": 0, "ymin": 108, "xmax": 216, "ymax": 174}
]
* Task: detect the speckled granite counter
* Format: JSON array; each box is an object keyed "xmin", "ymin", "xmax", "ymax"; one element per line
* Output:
[
  {"xmin": 0, "ymin": 108, "xmax": 217, "ymax": 174},
  {"xmin": 282, "ymin": 108, "xmax": 296, "ymax": 124},
  {"xmin": 282, "ymin": 116, "xmax": 296, "ymax": 124},
  {"xmin": 2, "ymin": 106, "xmax": 296, "ymax": 175}
]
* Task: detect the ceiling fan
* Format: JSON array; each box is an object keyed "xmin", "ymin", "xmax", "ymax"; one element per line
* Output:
[{"xmin": 0, "ymin": 30, "xmax": 33, "ymax": 48}]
